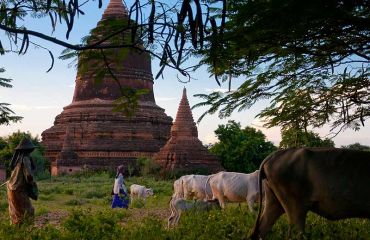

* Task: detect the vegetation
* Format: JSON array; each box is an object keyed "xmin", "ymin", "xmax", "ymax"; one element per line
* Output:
[
  {"xmin": 123, "ymin": 157, "xmax": 165, "ymax": 178},
  {"xmin": 209, "ymin": 121, "xmax": 277, "ymax": 173},
  {"xmin": 194, "ymin": 0, "xmax": 369, "ymax": 133},
  {"xmin": 0, "ymin": 68, "xmax": 22, "ymax": 125},
  {"xmin": 280, "ymin": 128, "xmax": 335, "ymax": 149},
  {"xmin": 341, "ymin": 143, "xmax": 370, "ymax": 151},
  {"xmin": 1, "ymin": 0, "xmax": 369, "ymax": 133},
  {"xmin": 0, "ymin": 131, "xmax": 49, "ymax": 177},
  {"xmin": 0, "ymin": 0, "xmax": 221, "ymax": 78},
  {"xmin": 0, "ymin": 172, "xmax": 369, "ymax": 239}
]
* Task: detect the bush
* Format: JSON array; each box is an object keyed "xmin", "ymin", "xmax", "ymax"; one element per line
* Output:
[
  {"xmin": 63, "ymin": 209, "xmax": 126, "ymax": 240},
  {"xmin": 83, "ymin": 190, "xmax": 107, "ymax": 199},
  {"xmin": 64, "ymin": 189, "xmax": 74, "ymax": 195},
  {"xmin": 124, "ymin": 158, "xmax": 161, "ymax": 177},
  {"xmin": 39, "ymin": 194, "xmax": 55, "ymax": 201},
  {"xmin": 130, "ymin": 199, "xmax": 145, "ymax": 209},
  {"xmin": 65, "ymin": 199, "xmax": 87, "ymax": 206},
  {"xmin": 36, "ymin": 170, "xmax": 51, "ymax": 181}
]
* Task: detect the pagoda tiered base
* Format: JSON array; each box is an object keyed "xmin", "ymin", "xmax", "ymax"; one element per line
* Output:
[{"xmin": 42, "ymin": 99, "xmax": 172, "ymax": 175}]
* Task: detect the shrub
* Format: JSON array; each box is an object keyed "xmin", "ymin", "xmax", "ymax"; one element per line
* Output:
[
  {"xmin": 63, "ymin": 209, "xmax": 126, "ymax": 240},
  {"xmin": 136, "ymin": 157, "xmax": 161, "ymax": 176},
  {"xmin": 36, "ymin": 170, "xmax": 51, "ymax": 181},
  {"xmin": 130, "ymin": 199, "xmax": 145, "ymax": 209},
  {"xmin": 64, "ymin": 189, "xmax": 74, "ymax": 195},
  {"xmin": 39, "ymin": 194, "xmax": 55, "ymax": 201},
  {"xmin": 65, "ymin": 199, "xmax": 87, "ymax": 206},
  {"xmin": 83, "ymin": 190, "xmax": 107, "ymax": 199}
]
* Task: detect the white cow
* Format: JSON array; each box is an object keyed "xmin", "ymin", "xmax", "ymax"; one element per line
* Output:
[
  {"xmin": 167, "ymin": 198, "xmax": 220, "ymax": 227},
  {"xmin": 172, "ymin": 175, "xmax": 212, "ymax": 201},
  {"xmin": 207, "ymin": 170, "xmax": 260, "ymax": 211},
  {"xmin": 130, "ymin": 184, "xmax": 154, "ymax": 203}
]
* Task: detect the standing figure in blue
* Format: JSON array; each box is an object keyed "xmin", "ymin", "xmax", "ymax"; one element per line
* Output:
[{"xmin": 111, "ymin": 165, "xmax": 129, "ymax": 209}]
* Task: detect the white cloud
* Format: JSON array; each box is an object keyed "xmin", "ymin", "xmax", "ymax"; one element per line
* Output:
[
  {"xmin": 68, "ymin": 83, "xmax": 75, "ymax": 88},
  {"xmin": 204, "ymin": 88, "xmax": 235, "ymax": 93}
]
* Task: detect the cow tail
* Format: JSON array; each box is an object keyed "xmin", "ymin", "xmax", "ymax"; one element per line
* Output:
[
  {"xmin": 251, "ymin": 155, "xmax": 269, "ymax": 239},
  {"xmin": 205, "ymin": 175, "xmax": 214, "ymax": 200},
  {"xmin": 180, "ymin": 178, "xmax": 184, "ymax": 198}
]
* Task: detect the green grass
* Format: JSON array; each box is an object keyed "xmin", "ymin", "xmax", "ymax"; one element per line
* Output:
[{"xmin": 0, "ymin": 172, "xmax": 369, "ymax": 240}]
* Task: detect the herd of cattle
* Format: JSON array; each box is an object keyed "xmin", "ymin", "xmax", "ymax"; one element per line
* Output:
[{"xmin": 131, "ymin": 148, "xmax": 370, "ymax": 239}]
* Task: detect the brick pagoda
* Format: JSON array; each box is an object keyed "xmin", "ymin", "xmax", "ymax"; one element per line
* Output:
[
  {"xmin": 154, "ymin": 88, "xmax": 223, "ymax": 173},
  {"xmin": 42, "ymin": 0, "xmax": 172, "ymax": 175}
]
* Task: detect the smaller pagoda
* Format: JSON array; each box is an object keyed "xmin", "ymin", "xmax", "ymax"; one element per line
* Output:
[{"xmin": 154, "ymin": 88, "xmax": 223, "ymax": 173}]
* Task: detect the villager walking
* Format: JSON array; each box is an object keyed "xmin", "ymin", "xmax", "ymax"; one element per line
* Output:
[
  {"xmin": 111, "ymin": 165, "xmax": 129, "ymax": 209},
  {"xmin": 7, "ymin": 137, "xmax": 38, "ymax": 224}
]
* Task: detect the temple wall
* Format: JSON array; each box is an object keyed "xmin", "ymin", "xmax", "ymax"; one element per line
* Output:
[{"xmin": 52, "ymin": 165, "xmax": 83, "ymax": 176}]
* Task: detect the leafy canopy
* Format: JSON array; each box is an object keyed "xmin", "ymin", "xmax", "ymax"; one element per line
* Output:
[
  {"xmin": 0, "ymin": 68, "xmax": 22, "ymax": 125},
  {"xmin": 279, "ymin": 128, "xmax": 335, "ymax": 149},
  {"xmin": 0, "ymin": 131, "xmax": 47, "ymax": 176},
  {"xmin": 209, "ymin": 120, "xmax": 277, "ymax": 173},
  {"xmin": 195, "ymin": 0, "xmax": 370, "ymax": 134},
  {"xmin": 341, "ymin": 143, "xmax": 370, "ymax": 151}
]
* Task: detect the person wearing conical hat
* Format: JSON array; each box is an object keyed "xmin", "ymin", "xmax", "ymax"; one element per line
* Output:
[{"xmin": 7, "ymin": 137, "xmax": 38, "ymax": 224}]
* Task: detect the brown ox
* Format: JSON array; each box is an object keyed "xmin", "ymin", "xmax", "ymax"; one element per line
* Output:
[{"xmin": 250, "ymin": 148, "xmax": 370, "ymax": 239}]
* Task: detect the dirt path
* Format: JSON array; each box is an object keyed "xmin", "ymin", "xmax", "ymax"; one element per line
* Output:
[{"xmin": 34, "ymin": 211, "xmax": 69, "ymax": 228}]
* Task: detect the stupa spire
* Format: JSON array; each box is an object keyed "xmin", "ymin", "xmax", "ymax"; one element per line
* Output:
[
  {"xmin": 172, "ymin": 87, "xmax": 197, "ymax": 138},
  {"xmin": 102, "ymin": 0, "xmax": 128, "ymax": 19}
]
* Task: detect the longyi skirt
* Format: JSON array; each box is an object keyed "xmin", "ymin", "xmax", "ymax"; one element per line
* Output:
[
  {"xmin": 7, "ymin": 187, "xmax": 34, "ymax": 224},
  {"xmin": 111, "ymin": 193, "xmax": 129, "ymax": 209}
]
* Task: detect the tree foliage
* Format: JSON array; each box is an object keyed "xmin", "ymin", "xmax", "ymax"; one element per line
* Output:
[
  {"xmin": 0, "ymin": 0, "xmax": 225, "ymax": 77},
  {"xmin": 279, "ymin": 128, "xmax": 335, "ymax": 149},
  {"xmin": 0, "ymin": 67, "xmax": 22, "ymax": 125},
  {"xmin": 0, "ymin": 131, "xmax": 48, "ymax": 176},
  {"xmin": 341, "ymin": 142, "xmax": 370, "ymax": 151},
  {"xmin": 209, "ymin": 120, "xmax": 277, "ymax": 173},
  {"xmin": 0, "ymin": 0, "xmax": 227, "ymax": 115},
  {"xmin": 195, "ymin": 0, "xmax": 370, "ymax": 133},
  {"xmin": 1, "ymin": 0, "xmax": 369, "ymax": 131}
]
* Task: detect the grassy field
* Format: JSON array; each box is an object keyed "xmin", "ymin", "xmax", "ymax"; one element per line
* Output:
[{"xmin": 0, "ymin": 172, "xmax": 369, "ymax": 240}]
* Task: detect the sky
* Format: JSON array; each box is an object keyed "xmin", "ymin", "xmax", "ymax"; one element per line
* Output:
[{"xmin": 0, "ymin": 0, "xmax": 369, "ymax": 147}]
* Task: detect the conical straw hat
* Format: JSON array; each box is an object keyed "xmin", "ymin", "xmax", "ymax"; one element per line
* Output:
[{"xmin": 15, "ymin": 137, "xmax": 36, "ymax": 150}]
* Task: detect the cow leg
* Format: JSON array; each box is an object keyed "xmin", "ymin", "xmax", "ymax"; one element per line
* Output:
[
  {"xmin": 285, "ymin": 207, "xmax": 308, "ymax": 238},
  {"xmin": 271, "ymin": 189, "xmax": 308, "ymax": 239},
  {"xmin": 251, "ymin": 184, "xmax": 284, "ymax": 240},
  {"xmin": 174, "ymin": 210, "xmax": 181, "ymax": 225},
  {"xmin": 217, "ymin": 194, "xmax": 226, "ymax": 209},
  {"xmin": 168, "ymin": 200, "xmax": 175, "ymax": 228},
  {"xmin": 168, "ymin": 212, "xmax": 174, "ymax": 228},
  {"xmin": 247, "ymin": 194, "xmax": 258, "ymax": 212}
]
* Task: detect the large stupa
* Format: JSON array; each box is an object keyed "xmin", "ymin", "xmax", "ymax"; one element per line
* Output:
[
  {"xmin": 154, "ymin": 88, "xmax": 223, "ymax": 173},
  {"xmin": 42, "ymin": 0, "xmax": 172, "ymax": 175}
]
